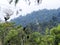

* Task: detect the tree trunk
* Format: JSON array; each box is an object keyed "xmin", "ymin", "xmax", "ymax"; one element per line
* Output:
[{"xmin": 0, "ymin": 39, "xmax": 2, "ymax": 45}]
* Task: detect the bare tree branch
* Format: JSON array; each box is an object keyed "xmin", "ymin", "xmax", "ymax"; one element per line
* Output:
[{"xmin": 3, "ymin": 9, "xmax": 13, "ymax": 22}]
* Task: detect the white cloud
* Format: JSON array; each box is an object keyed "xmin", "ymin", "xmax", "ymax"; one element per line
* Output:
[{"xmin": 0, "ymin": 0, "xmax": 60, "ymax": 21}]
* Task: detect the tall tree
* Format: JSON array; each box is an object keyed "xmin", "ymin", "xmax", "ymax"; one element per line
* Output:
[{"xmin": 50, "ymin": 24, "xmax": 60, "ymax": 45}]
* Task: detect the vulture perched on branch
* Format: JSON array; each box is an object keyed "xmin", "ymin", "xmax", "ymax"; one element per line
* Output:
[
  {"xmin": 4, "ymin": 15, "xmax": 10, "ymax": 22},
  {"xmin": 3, "ymin": 9, "xmax": 13, "ymax": 22}
]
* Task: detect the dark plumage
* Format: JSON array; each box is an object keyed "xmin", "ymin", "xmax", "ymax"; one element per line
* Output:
[
  {"xmin": 4, "ymin": 16, "xmax": 10, "ymax": 21},
  {"xmin": 28, "ymin": 1, "xmax": 31, "ymax": 5},
  {"xmin": 19, "ymin": 9, "xmax": 22, "ymax": 11},
  {"xmin": 15, "ymin": 0, "xmax": 19, "ymax": 6},
  {"xmin": 37, "ymin": 0, "xmax": 40, "ymax": 4},
  {"xmin": 37, "ymin": 0, "xmax": 42, "ymax": 4},
  {"xmin": 27, "ymin": 35, "xmax": 29, "ymax": 39},
  {"xmin": 9, "ymin": 0, "xmax": 13, "ymax": 4},
  {"xmin": 16, "ymin": 11, "xmax": 19, "ymax": 15},
  {"xmin": 3, "ymin": 9, "xmax": 13, "ymax": 22}
]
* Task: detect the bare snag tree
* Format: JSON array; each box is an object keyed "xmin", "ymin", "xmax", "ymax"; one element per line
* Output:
[
  {"xmin": 3, "ymin": 0, "xmax": 42, "ymax": 22},
  {"xmin": 9, "ymin": 0, "xmax": 42, "ymax": 6},
  {"xmin": 3, "ymin": 9, "xmax": 13, "ymax": 22}
]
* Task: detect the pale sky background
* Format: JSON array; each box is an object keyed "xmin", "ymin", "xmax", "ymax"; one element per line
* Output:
[{"xmin": 0, "ymin": 0, "xmax": 60, "ymax": 21}]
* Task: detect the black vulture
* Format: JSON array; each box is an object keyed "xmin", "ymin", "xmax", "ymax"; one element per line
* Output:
[
  {"xmin": 37, "ymin": 0, "xmax": 39, "ymax": 4},
  {"xmin": 9, "ymin": 0, "xmax": 13, "ymax": 4},
  {"xmin": 4, "ymin": 15, "xmax": 10, "ymax": 22},
  {"xmin": 15, "ymin": 0, "xmax": 19, "ymax": 6},
  {"xmin": 3, "ymin": 9, "xmax": 13, "ymax": 22},
  {"xmin": 19, "ymin": 9, "xmax": 22, "ymax": 11},
  {"xmin": 37, "ymin": 0, "xmax": 42, "ymax": 4}
]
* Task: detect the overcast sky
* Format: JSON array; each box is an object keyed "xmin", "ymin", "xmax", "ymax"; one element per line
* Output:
[{"xmin": 0, "ymin": 0, "xmax": 60, "ymax": 21}]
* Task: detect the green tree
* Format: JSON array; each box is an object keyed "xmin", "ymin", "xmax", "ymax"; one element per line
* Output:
[
  {"xmin": 29, "ymin": 32, "xmax": 41, "ymax": 45},
  {"xmin": 0, "ymin": 22, "xmax": 15, "ymax": 45},
  {"xmin": 50, "ymin": 24, "xmax": 60, "ymax": 45}
]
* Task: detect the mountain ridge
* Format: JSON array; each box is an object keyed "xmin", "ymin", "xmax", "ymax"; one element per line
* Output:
[{"xmin": 11, "ymin": 8, "xmax": 60, "ymax": 27}]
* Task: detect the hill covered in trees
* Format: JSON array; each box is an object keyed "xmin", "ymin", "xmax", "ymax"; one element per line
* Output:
[{"xmin": 12, "ymin": 8, "xmax": 60, "ymax": 27}]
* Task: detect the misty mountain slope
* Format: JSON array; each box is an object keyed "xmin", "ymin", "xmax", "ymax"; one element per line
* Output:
[{"xmin": 11, "ymin": 8, "xmax": 60, "ymax": 26}]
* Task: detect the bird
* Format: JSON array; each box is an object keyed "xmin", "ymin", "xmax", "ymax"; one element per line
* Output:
[
  {"xmin": 37, "ymin": 0, "xmax": 42, "ymax": 4},
  {"xmin": 4, "ymin": 15, "xmax": 10, "ymax": 22},
  {"xmin": 15, "ymin": 0, "xmax": 19, "ymax": 6},
  {"xmin": 9, "ymin": 0, "xmax": 13, "ymax": 4},
  {"xmin": 19, "ymin": 9, "xmax": 22, "ymax": 11},
  {"xmin": 37, "ymin": 0, "xmax": 39, "ymax": 4},
  {"xmin": 3, "ymin": 9, "xmax": 13, "ymax": 22}
]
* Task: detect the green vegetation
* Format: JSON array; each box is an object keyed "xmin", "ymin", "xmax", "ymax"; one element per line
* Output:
[{"xmin": 0, "ymin": 22, "xmax": 60, "ymax": 45}]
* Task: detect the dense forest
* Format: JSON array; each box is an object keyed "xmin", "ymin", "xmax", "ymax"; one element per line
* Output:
[{"xmin": 0, "ymin": 21, "xmax": 60, "ymax": 45}]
